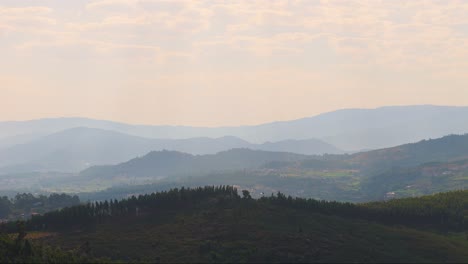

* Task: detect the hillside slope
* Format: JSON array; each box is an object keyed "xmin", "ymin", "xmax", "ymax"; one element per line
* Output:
[
  {"xmin": 80, "ymin": 149, "xmax": 309, "ymax": 179},
  {"xmin": 361, "ymin": 159, "xmax": 468, "ymax": 200},
  {"xmin": 349, "ymin": 134, "xmax": 468, "ymax": 174},
  {"xmin": 23, "ymin": 187, "xmax": 468, "ymax": 263}
]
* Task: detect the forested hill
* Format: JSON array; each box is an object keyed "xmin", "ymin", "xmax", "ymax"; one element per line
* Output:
[
  {"xmin": 0, "ymin": 233, "xmax": 99, "ymax": 263},
  {"xmin": 80, "ymin": 149, "xmax": 309, "ymax": 178},
  {"xmin": 361, "ymin": 158, "xmax": 468, "ymax": 200},
  {"xmin": 76, "ymin": 134, "xmax": 468, "ymax": 203},
  {"xmin": 82, "ymin": 134, "xmax": 468, "ymax": 180},
  {"xmin": 349, "ymin": 134, "xmax": 468, "ymax": 174},
  {"xmin": 7, "ymin": 187, "xmax": 468, "ymax": 263},
  {"xmin": 271, "ymin": 134, "xmax": 468, "ymax": 174}
]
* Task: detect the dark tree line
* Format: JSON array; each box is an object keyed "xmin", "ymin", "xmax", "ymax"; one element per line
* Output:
[
  {"xmin": 12, "ymin": 186, "xmax": 468, "ymax": 233},
  {"xmin": 0, "ymin": 193, "xmax": 80, "ymax": 219},
  {"xmin": 257, "ymin": 189, "xmax": 468, "ymax": 232},
  {"xmin": 0, "ymin": 196, "xmax": 11, "ymax": 218},
  {"xmin": 27, "ymin": 186, "xmax": 240, "ymax": 230}
]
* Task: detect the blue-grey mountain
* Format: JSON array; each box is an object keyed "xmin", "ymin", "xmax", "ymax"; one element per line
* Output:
[
  {"xmin": 0, "ymin": 127, "xmax": 339, "ymax": 173},
  {"xmin": 1, "ymin": 105, "xmax": 468, "ymax": 151}
]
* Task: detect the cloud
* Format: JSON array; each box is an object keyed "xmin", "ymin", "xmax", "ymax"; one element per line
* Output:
[
  {"xmin": 1, "ymin": 0, "xmax": 468, "ymax": 126},
  {"xmin": 0, "ymin": 6, "xmax": 52, "ymax": 15},
  {"xmin": 85, "ymin": 0, "xmax": 138, "ymax": 10},
  {"xmin": 0, "ymin": 6, "xmax": 56, "ymax": 33},
  {"xmin": 3, "ymin": 0, "xmax": 468, "ymax": 68},
  {"xmin": 65, "ymin": 15, "xmax": 149, "ymax": 31},
  {"xmin": 82, "ymin": 0, "xmax": 213, "ymax": 34}
]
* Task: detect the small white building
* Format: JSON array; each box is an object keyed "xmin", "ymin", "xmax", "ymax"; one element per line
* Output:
[{"xmin": 384, "ymin": 192, "xmax": 396, "ymax": 200}]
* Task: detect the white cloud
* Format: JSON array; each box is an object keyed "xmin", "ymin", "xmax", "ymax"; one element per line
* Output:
[
  {"xmin": 85, "ymin": 0, "xmax": 138, "ymax": 10},
  {"xmin": 1, "ymin": 0, "xmax": 468, "ymax": 125},
  {"xmin": 0, "ymin": 6, "xmax": 57, "ymax": 33},
  {"xmin": 3, "ymin": 1, "xmax": 468, "ymax": 68},
  {"xmin": 0, "ymin": 6, "xmax": 52, "ymax": 15}
]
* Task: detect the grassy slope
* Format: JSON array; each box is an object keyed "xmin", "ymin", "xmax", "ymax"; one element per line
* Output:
[
  {"xmin": 362, "ymin": 159, "xmax": 468, "ymax": 200},
  {"xmin": 38, "ymin": 200, "xmax": 468, "ymax": 263}
]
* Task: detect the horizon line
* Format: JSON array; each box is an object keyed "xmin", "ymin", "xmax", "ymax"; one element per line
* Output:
[{"xmin": 0, "ymin": 104, "xmax": 466, "ymax": 128}]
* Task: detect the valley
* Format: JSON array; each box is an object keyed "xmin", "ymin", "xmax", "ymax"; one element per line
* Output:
[{"xmin": 1, "ymin": 107, "xmax": 468, "ymax": 263}]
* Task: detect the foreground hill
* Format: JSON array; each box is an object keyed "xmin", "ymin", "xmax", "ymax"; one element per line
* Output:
[
  {"xmin": 14, "ymin": 187, "xmax": 468, "ymax": 263},
  {"xmin": 2, "ymin": 105, "xmax": 468, "ymax": 151},
  {"xmin": 0, "ymin": 235, "xmax": 97, "ymax": 263}
]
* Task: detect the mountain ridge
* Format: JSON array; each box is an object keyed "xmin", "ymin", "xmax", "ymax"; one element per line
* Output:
[
  {"xmin": 80, "ymin": 148, "xmax": 309, "ymax": 179},
  {"xmin": 2, "ymin": 105, "xmax": 468, "ymax": 150},
  {"xmin": 0, "ymin": 127, "xmax": 338, "ymax": 173}
]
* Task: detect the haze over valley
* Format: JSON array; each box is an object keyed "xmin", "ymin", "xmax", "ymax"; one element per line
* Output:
[
  {"xmin": 2, "ymin": 0, "xmax": 468, "ymax": 262},
  {"xmin": 1, "ymin": 105, "xmax": 468, "ymax": 203}
]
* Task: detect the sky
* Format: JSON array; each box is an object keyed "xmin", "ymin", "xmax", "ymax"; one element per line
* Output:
[{"xmin": 1, "ymin": 0, "xmax": 468, "ymax": 127}]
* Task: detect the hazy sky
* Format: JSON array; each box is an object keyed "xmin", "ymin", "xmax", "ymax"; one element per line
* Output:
[{"xmin": 1, "ymin": 0, "xmax": 468, "ymax": 126}]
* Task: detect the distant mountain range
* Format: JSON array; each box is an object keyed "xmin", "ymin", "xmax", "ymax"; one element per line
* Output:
[
  {"xmin": 1, "ymin": 104, "xmax": 468, "ymax": 174},
  {"xmin": 1, "ymin": 105, "xmax": 468, "ymax": 151},
  {"xmin": 0, "ymin": 127, "xmax": 338, "ymax": 173},
  {"xmin": 2, "ymin": 133, "xmax": 468, "ymax": 201}
]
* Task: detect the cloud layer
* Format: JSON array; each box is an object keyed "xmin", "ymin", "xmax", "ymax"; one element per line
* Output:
[{"xmin": 1, "ymin": 0, "xmax": 467, "ymax": 126}]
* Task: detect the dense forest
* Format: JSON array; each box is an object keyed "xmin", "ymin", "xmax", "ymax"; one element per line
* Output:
[
  {"xmin": 0, "ymin": 228, "xmax": 99, "ymax": 263},
  {"xmin": 1, "ymin": 186, "xmax": 468, "ymax": 262},
  {"xmin": 21, "ymin": 187, "xmax": 468, "ymax": 233},
  {"xmin": 0, "ymin": 193, "xmax": 80, "ymax": 220}
]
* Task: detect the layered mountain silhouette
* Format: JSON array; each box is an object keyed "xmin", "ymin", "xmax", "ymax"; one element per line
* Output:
[
  {"xmin": 81, "ymin": 134, "xmax": 468, "ymax": 183},
  {"xmin": 1, "ymin": 105, "xmax": 468, "ymax": 151},
  {"xmin": 0, "ymin": 127, "xmax": 339, "ymax": 173}
]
